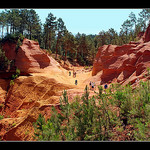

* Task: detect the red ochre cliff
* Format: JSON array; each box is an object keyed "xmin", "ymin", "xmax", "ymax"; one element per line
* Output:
[
  {"xmin": 2, "ymin": 38, "xmax": 51, "ymax": 73},
  {"xmin": 92, "ymin": 24, "xmax": 150, "ymax": 85}
]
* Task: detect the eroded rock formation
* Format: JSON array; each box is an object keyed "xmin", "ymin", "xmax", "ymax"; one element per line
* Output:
[
  {"xmin": 2, "ymin": 38, "xmax": 52, "ymax": 73},
  {"xmin": 92, "ymin": 24, "xmax": 150, "ymax": 85}
]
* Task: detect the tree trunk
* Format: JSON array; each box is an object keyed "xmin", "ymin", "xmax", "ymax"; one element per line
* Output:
[
  {"xmin": 55, "ymin": 38, "xmax": 59, "ymax": 59},
  {"xmin": 2, "ymin": 26, "xmax": 4, "ymax": 39},
  {"xmin": 49, "ymin": 30, "xmax": 51, "ymax": 50},
  {"xmin": 10, "ymin": 25, "xmax": 12, "ymax": 34},
  {"xmin": 30, "ymin": 26, "xmax": 32, "ymax": 40},
  {"xmin": 76, "ymin": 47, "xmax": 79, "ymax": 60},
  {"xmin": 0, "ymin": 27, "xmax": 1, "ymax": 37},
  {"xmin": 65, "ymin": 50, "xmax": 67, "ymax": 61},
  {"xmin": 13, "ymin": 26, "xmax": 15, "ymax": 34},
  {"xmin": 44, "ymin": 32, "xmax": 48, "ymax": 49},
  {"xmin": 45, "ymin": 38, "xmax": 47, "ymax": 49},
  {"xmin": 7, "ymin": 25, "xmax": 9, "ymax": 34}
]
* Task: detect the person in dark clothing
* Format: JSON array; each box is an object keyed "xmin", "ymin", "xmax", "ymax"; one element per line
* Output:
[
  {"xmin": 91, "ymin": 82, "xmax": 95, "ymax": 91},
  {"xmin": 104, "ymin": 84, "xmax": 108, "ymax": 94},
  {"xmin": 89, "ymin": 81, "xmax": 92, "ymax": 90},
  {"xmin": 75, "ymin": 80, "xmax": 77, "ymax": 85},
  {"xmin": 74, "ymin": 72, "xmax": 76, "ymax": 78},
  {"xmin": 104, "ymin": 84, "xmax": 108, "ymax": 89},
  {"xmin": 69, "ymin": 71, "xmax": 71, "ymax": 76}
]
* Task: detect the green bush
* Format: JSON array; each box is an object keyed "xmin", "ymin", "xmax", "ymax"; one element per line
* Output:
[
  {"xmin": 33, "ymin": 86, "xmax": 114, "ymax": 141},
  {"xmin": 33, "ymin": 80, "xmax": 150, "ymax": 141},
  {"xmin": 0, "ymin": 49, "xmax": 10, "ymax": 71},
  {"xmin": 0, "ymin": 115, "xmax": 4, "ymax": 120},
  {"xmin": 10, "ymin": 68, "xmax": 20, "ymax": 86}
]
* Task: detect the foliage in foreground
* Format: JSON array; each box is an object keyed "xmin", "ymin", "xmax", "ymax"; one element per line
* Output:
[{"xmin": 33, "ymin": 81, "xmax": 150, "ymax": 141}]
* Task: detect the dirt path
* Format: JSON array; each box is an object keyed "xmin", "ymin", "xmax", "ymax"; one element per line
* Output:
[
  {"xmin": 30, "ymin": 66, "xmax": 97, "ymax": 102},
  {"xmin": 58, "ymin": 66, "xmax": 99, "ymax": 102},
  {"xmin": 31, "ymin": 66, "xmax": 92, "ymax": 90},
  {"xmin": 66, "ymin": 67, "xmax": 92, "ymax": 87}
]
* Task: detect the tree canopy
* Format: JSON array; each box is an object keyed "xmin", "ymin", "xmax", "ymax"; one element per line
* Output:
[{"xmin": 0, "ymin": 8, "xmax": 150, "ymax": 66}]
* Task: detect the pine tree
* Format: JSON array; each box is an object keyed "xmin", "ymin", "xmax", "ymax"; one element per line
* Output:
[
  {"xmin": 138, "ymin": 9, "xmax": 150, "ymax": 31},
  {"xmin": 120, "ymin": 19, "xmax": 133, "ymax": 43},
  {"xmin": 63, "ymin": 30, "xmax": 76, "ymax": 61},
  {"xmin": 45, "ymin": 13, "xmax": 57, "ymax": 50},
  {"xmin": 6, "ymin": 9, "xmax": 22, "ymax": 34},
  {"xmin": 26, "ymin": 9, "xmax": 41, "ymax": 40},
  {"xmin": 19, "ymin": 9, "xmax": 29, "ymax": 35},
  {"xmin": 55, "ymin": 18, "xmax": 66, "ymax": 59},
  {"xmin": 0, "ymin": 11, "xmax": 7, "ymax": 38},
  {"xmin": 129, "ymin": 12, "xmax": 137, "ymax": 30}
]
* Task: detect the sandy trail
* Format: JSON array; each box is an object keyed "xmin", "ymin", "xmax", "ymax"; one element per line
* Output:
[
  {"xmin": 31, "ymin": 66, "xmax": 92, "ymax": 90},
  {"xmin": 66, "ymin": 67, "xmax": 92, "ymax": 87},
  {"xmin": 29, "ymin": 66, "xmax": 97, "ymax": 102}
]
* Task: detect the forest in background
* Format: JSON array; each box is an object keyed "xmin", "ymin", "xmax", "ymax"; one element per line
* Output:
[{"xmin": 0, "ymin": 9, "xmax": 150, "ymax": 66}]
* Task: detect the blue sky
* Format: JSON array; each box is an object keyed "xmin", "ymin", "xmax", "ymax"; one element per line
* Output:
[
  {"xmin": 0, "ymin": 8, "xmax": 142, "ymax": 35},
  {"xmin": 34, "ymin": 9, "xmax": 142, "ymax": 35}
]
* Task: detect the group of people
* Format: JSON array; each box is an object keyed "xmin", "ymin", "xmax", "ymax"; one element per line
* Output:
[
  {"xmin": 69, "ymin": 69, "xmax": 78, "ymax": 85},
  {"xmin": 69, "ymin": 69, "xmax": 76, "ymax": 78},
  {"xmin": 69, "ymin": 68, "xmax": 110, "ymax": 88},
  {"xmin": 89, "ymin": 81, "xmax": 96, "ymax": 91},
  {"xmin": 73, "ymin": 70, "xmax": 76, "ymax": 78},
  {"xmin": 89, "ymin": 81, "xmax": 108, "ymax": 91}
]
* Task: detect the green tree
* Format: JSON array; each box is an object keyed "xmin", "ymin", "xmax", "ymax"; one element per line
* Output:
[
  {"xmin": 120, "ymin": 19, "xmax": 133, "ymax": 43},
  {"xmin": 129, "ymin": 12, "xmax": 137, "ymax": 30},
  {"xmin": 98, "ymin": 30, "xmax": 107, "ymax": 46},
  {"xmin": 106, "ymin": 28, "xmax": 119, "ymax": 45},
  {"xmin": 63, "ymin": 30, "xmax": 76, "ymax": 61},
  {"xmin": 138, "ymin": 9, "xmax": 150, "ymax": 31},
  {"xmin": 85, "ymin": 35, "xmax": 96, "ymax": 65},
  {"xmin": 45, "ymin": 13, "xmax": 57, "ymax": 50},
  {"xmin": 0, "ymin": 11, "xmax": 7, "ymax": 38},
  {"xmin": 26, "ymin": 9, "xmax": 42, "ymax": 40},
  {"xmin": 19, "ymin": 9, "xmax": 29, "ymax": 35},
  {"xmin": 11, "ymin": 9, "xmax": 21, "ymax": 34},
  {"xmin": 55, "ymin": 18, "xmax": 66, "ymax": 59}
]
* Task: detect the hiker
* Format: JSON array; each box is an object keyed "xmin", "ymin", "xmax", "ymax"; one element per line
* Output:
[
  {"xmin": 89, "ymin": 81, "xmax": 92, "ymax": 90},
  {"xmin": 91, "ymin": 82, "xmax": 95, "ymax": 91},
  {"xmin": 73, "ymin": 71, "xmax": 76, "ymax": 78},
  {"xmin": 73, "ymin": 69, "xmax": 75, "ymax": 78},
  {"xmin": 104, "ymin": 84, "xmax": 108, "ymax": 89},
  {"xmin": 75, "ymin": 80, "xmax": 78, "ymax": 85},
  {"xmin": 69, "ymin": 71, "xmax": 71, "ymax": 76},
  {"xmin": 74, "ymin": 71, "xmax": 76, "ymax": 78},
  {"xmin": 104, "ymin": 84, "xmax": 108, "ymax": 93}
]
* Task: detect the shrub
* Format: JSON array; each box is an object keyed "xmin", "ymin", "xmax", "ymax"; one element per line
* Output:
[
  {"xmin": 0, "ymin": 49, "xmax": 10, "ymax": 71},
  {"xmin": 33, "ymin": 81, "xmax": 150, "ymax": 141},
  {"xmin": 10, "ymin": 68, "xmax": 20, "ymax": 86},
  {"xmin": 0, "ymin": 115, "xmax": 4, "ymax": 120},
  {"xmin": 33, "ymin": 86, "xmax": 115, "ymax": 141},
  {"xmin": 10, "ymin": 80, "xmax": 15, "ymax": 86}
]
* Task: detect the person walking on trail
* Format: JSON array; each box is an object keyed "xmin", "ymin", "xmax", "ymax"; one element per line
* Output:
[
  {"xmin": 73, "ymin": 70, "xmax": 76, "ymax": 78},
  {"xmin": 104, "ymin": 84, "xmax": 108, "ymax": 93},
  {"xmin": 89, "ymin": 81, "xmax": 92, "ymax": 90},
  {"xmin": 74, "ymin": 71, "xmax": 76, "ymax": 78},
  {"xmin": 73, "ymin": 68, "xmax": 75, "ymax": 78},
  {"xmin": 69, "ymin": 71, "xmax": 71, "ymax": 76},
  {"xmin": 75, "ymin": 80, "xmax": 78, "ymax": 85},
  {"xmin": 104, "ymin": 84, "xmax": 108, "ymax": 89},
  {"xmin": 91, "ymin": 82, "xmax": 95, "ymax": 91}
]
